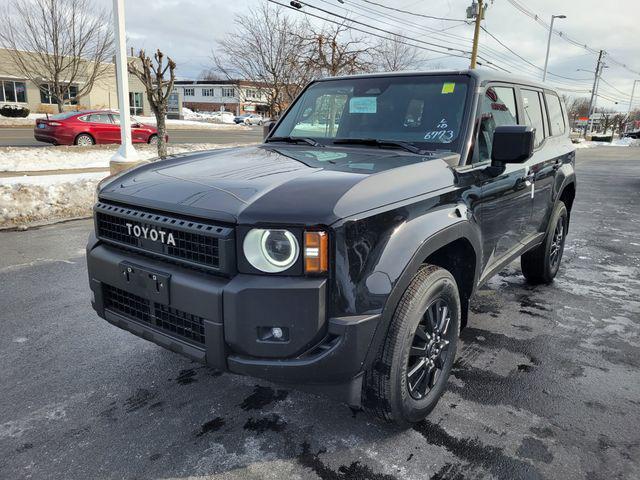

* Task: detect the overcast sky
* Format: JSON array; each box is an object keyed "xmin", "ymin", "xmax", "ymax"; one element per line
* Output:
[{"xmin": 99, "ymin": 0, "xmax": 640, "ymax": 111}]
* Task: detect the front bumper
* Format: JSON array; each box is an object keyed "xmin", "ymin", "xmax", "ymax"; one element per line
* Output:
[{"xmin": 86, "ymin": 234, "xmax": 379, "ymax": 406}]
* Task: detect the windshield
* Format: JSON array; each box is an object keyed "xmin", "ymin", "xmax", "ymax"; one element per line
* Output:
[{"xmin": 272, "ymin": 75, "xmax": 471, "ymax": 152}]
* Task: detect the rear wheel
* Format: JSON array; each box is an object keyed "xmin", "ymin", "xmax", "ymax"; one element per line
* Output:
[
  {"xmin": 363, "ymin": 265, "xmax": 460, "ymax": 425},
  {"xmin": 75, "ymin": 133, "xmax": 94, "ymax": 146},
  {"xmin": 148, "ymin": 134, "xmax": 158, "ymax": 145},
  {"xmin": 521, "ymin": 201, "xmax": 568, "ymax": 284}
]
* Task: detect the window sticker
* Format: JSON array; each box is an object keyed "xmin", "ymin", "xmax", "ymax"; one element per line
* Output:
[
  {"xmin": 441, "ymin": 82, "xmax": 455, "ymax": 94},
  {"xmin": 437, "ymin": 118, "xmax": 448, "ymax": 129},
  {"xmin": 424, "ymin": 130, "xmax": 455, "ymax": 143},
  {"xmin": 349, "ymin": 96, "xmax": 377, "ymax": 114}
]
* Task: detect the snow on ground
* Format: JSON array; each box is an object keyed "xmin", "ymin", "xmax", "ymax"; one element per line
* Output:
[
  {"xmin": 0, "ymin": 143, "xmax": 247, "ymax": 172},
  {"xmin": 574, "ymin": 137, "xmax": 640, "ymax": 149},
  {"xmin": 0, "ymin": 143, "xmax": 249, "ymax": 228},
  {"xmin": 0, "ymin": 172, "xmax": 104, "ymax": 228},
  {"xmin": 136, "ymin": 115, "xmax": 248, "ymax": 130}
]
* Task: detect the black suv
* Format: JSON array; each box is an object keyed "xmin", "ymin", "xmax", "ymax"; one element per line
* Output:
[{"xmin": 87, "ymin": 70, "xmax": 576, "ymax": 424}]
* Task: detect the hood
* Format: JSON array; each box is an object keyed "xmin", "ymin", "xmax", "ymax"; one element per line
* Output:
[{"xmin": 99, "ymin": 145, "xmax": 458, "ymax": 226}]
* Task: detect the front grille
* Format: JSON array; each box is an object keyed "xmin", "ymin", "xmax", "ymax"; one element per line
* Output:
[
  {"xmin": 103, "ymin": 284, "xmax": 206, "ymax": 345},
  {"xmin": 94, "ymin": 202, "xmax": 234, "ymax": 274}
]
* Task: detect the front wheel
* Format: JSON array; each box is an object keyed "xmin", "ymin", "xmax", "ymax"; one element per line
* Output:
[
  {"xmin": 521, "ymin": 201, "xmax": 568, "ymax": 284},
  {"xmin": 363, "ymin": 265, "xmax": 461, "ymax": 425}
]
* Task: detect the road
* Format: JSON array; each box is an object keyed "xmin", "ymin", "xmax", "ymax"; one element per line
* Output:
[
  {"xmin": 1, "ymin": 147, "xmax": 639, "ymax": 480},
  {"xmin": 0, "ymin": 126, "xmax": 263, "ymax": 147}
]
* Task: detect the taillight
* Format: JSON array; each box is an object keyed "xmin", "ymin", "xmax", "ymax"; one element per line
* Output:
[
  {"xmin": 304, "ymin": 231, "xmax": 328, "ymax": 274},
  {"xmin": 48, "ymin": 121, "xmax": 62, "ymax": 126}
]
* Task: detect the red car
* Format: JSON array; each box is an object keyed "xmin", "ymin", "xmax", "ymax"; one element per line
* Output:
[{"xmin": 34, "ymin": 110, "xmax": 163, "ymax": 146}]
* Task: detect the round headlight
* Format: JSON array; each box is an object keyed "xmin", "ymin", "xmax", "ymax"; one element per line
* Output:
[{"xmin": 243, "ymin": 228, "xmax": 299, "ymax": 273}]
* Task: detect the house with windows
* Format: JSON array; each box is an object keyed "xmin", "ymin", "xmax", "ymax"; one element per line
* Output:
[
  {"xmin": 0, "ymin": 47, "xmax": 152, "ymax": 116},
  {"xmin": 175, "ymin": 80, "xmax": 270, "ymax": 115}
]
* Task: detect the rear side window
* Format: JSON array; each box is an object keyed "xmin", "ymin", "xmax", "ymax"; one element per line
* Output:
[
  {"xmin": 521, "ymin": 89, "xmax": 546, "ymax": 148},
  {"xmin": 473, "ymin": 86, "xmax": 518, "ymax": 163},
  {"xmin": 546, "ymin": 92, "xmax": 566, "ymax": 135},
  {"xmin": 88, "ymin": 113, "xmax": 113, "ymax": 124}
]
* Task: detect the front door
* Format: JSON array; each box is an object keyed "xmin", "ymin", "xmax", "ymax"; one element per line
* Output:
[{"xmin": 470, "ymin": 85, "xmax": 535, "ymax": 271}]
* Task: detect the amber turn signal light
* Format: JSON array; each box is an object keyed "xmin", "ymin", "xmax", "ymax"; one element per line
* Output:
[{"xmin": 304, "ymin": 231, "xmax": 328, "ymax": 274}]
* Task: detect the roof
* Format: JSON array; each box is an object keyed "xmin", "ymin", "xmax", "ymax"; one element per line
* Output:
[{"xmin": 317, "ymin": 68, "xmax": 556, "ymax": 91}]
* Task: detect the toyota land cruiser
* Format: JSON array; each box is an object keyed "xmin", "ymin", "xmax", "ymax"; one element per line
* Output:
[{"xmin": 87, "ymin": 70, "xmax": 576, "ymax": 424}]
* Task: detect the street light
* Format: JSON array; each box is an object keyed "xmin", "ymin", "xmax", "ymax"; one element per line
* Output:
[{"xmin": 542, "ymin": 14, "xmax": 566, "ymax": 82}]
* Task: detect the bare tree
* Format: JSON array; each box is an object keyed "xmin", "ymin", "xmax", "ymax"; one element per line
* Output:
[
  {"xmin": 128, "ymin": 49, "xmax": 176, "ymax": 159},
  {"xmin": 198, "ymin": 68, "xmax": 223, "ymax": 82},
  {"xmin": 300, "ymin": 22, "xmax": 374, "ymax": 77},
  {"xmin": 213, "ymin": 3, "xmax": 304, "ymax": 117},
  {"xmin": 375, "ymin": 34, "xmax": 424, "ymax": 72},
  {"xmin": 564, "ymin": 96, "xmax": 590, "ymax": 129},
  {"xmin": 0, "ymin": 0, "xmax": 113, "ymax": 113}
]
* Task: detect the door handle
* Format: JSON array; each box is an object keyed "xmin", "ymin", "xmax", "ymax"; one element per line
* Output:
[{"xmin": 552, "ymin": 160, "xmax": 562, "ymax": 171}]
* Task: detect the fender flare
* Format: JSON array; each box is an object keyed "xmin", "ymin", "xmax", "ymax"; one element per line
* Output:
[{"xmin": 361, "ymin": 220, "xmax": 482, "ymax": 370}]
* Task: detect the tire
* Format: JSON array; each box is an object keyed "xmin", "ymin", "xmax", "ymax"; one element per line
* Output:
[
  {"xmin": 75, "ymin": 133, "xmax": 94, "ymax": 146},
  {"xmin": 521, "ymin": 201, "xmax": 568, "ymax": 284},
  {"xmin": 258, "ymin": 120, "xmax": 263, "ymax": 126},
  {"xmin": 148, "ymin": 134, "xmax": 158, "ymax": 145},
  {"xmin": 363, "ymin": 265, "xmax": 461, "ymax": 425}
]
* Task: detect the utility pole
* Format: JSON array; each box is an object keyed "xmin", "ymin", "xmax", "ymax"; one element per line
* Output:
[
  {"xmin": 542, "ymin": 14, "xmax": 566, "ymax": 82},
  {"xmin": 468, "ymin": 0, "xmax": 484, "ymax": 69},
  {"xmin": 628, "ymin": 79, "xmax": 639, "ymax": 115},
  {"xmin": 586, "ymin": 50, "xmax": 604, "ymax": 136}
]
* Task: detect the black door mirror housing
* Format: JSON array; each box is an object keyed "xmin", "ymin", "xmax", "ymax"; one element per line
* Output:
[
  {"xmin": 263, "ymin": 120, "xmax": 276, "ymax": 140},
  {"xmin": 491, "ymin": 125, "xmax": 535, "ymax": 166}
]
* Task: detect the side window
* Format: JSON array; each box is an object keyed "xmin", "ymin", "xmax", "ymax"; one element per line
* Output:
[
  {"xmin": 546, "ymin": 92, "xmax": 566, "ymax": 136},
  {"xmin": 474, "ymin": 86, "xmax": 518, "ymax": 163},
  {"xmin": 521, "ymin": 89, "xmax": 546, "ymax": 148},
  {"xmin": 88, "ymin": 113, "xmax": 113, "ymax": 124}
]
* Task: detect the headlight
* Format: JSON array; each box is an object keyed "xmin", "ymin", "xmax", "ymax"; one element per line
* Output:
[{"xmin": 243, "ymin": 228, "xmax": 299, "ymax": 273}]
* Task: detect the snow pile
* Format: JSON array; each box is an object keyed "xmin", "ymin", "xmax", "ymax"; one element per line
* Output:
[
  {"xmin": 136, "ymin": 114, "xmax": 243, "ymax": 129},
  {"xmin": 0, "ymin": 143, "xmax": 249, "ymax": 172},
  {"xmin": 181, "ymin": 108, "xmax": 237, "ymax": 124},
  {"xmin": 575, "ymin": 137, "xmax": 640, "ymax": 149},
  {"xmin": 0, "ymin": 172, "xmax": 105, "ymax": 228},
  {"xmin": 0, "ymin": 143, "xmax": 252, "ymax": 228},
  {"xmin": 0, "ymin": 113, "xmax": 47, "ymax": 127}
]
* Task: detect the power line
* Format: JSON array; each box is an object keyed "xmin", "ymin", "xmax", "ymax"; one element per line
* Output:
[
  {"xmin": 505, "ymin": 0, "xmax": 640, "ymax": 77},
  {"xmin": 358, "ymin": 0, "xmax": 467, "ymax": 23}
]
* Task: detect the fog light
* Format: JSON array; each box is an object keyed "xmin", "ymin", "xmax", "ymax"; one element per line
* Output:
[{"xmin": 257, "ymin": 326, "xmax": 289, "ymax": 342}]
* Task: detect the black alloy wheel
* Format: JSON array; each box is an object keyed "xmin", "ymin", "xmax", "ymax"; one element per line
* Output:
[{"xmin": 406, "ymin": 298, "xmax": 453, "ymax": 400}]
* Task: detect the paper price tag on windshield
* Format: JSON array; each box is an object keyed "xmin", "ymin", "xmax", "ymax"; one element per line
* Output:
[
  {"xmin": 349, "ymin": 97, "xmax": 377, "ymax": 114},
  {"xmin": 441, "ymin": 83, "xmax": 455, "ymax": 94}
]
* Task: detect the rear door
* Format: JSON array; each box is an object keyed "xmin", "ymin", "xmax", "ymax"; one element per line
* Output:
[
  {"xmin": 528, "ymin": 91, "xmax": 571, "ymax": 234},
  {"xmin": 518, "ymin": 88, "xmax": 560, "ymax": 240},
  {"xmin": 86, "ymin": 113, "xmax": 118, "ymax": 143}
]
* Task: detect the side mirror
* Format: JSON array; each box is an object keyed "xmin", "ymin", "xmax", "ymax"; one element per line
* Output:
[
  {"xmin": 263, "ymin": 120, "xmax": 276, "ymax": 140},
  {"xmin": 491, "ymin": 125, "xmax": 535, "ymax": 166}
]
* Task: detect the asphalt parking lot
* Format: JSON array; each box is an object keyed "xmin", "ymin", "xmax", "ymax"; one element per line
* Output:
[{"xmin": 0, "ymin": 146, "xmax": 638, "ymax": 480}]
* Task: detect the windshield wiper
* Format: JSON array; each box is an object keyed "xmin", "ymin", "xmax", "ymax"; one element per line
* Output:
[
  {"xmin": 265, "ymin": 136, "xmax": 323, "ymax": 147},
  {"xmin": 332, "ymin": 138, "xmax": 428, "ymax": 155}
]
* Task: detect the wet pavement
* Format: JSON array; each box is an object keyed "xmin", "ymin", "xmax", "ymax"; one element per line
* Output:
[{"xmin": 0, "ymin": 146, "xmax": 638, "ymax": 479}]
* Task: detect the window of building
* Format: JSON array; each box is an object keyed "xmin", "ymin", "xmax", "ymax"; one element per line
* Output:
[
  {"xmin": 222, "ymin": 87, "xmax": 235, "ymax": 97},
  {"xmin": 0, "ymin": 80, "xmax": 27, "ymax": 103},
  {"xmin": 474, "ymin": 86, "xmax": 519, "ymax": 162},
  {"xmin": 245, "ymin": 88, "xmax": 259, "ymax": 99},
  {"xmin": 202, "ymin": 88, "xmax": 215, "ymax": 97},
  {"xmin": 129, "ymin": 92, "xmax": 144, "ymax": 115},
  {"xmin": 183, "ymin": 87, "xmax": 195, "ymax": 96},
  {"xmin": 39, "ymin": 83, "xmax": 78, "ymax": 105},
  {"xmin": 545, "ymin": 92, "xmax": 566, "ymax": 136},
  {"xmin": 521, "ymin": 89, "xmax": 546, "ymax": 148}
]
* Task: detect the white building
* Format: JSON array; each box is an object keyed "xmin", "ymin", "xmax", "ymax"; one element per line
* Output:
[{"xmin": 174, "ymin": 80, "xmax": 270, "ymax": 115}]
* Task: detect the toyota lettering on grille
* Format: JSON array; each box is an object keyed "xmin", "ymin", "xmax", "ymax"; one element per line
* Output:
[{"xmin": 125, "ymin": 222, "xmax": 176, "ymax": 246}]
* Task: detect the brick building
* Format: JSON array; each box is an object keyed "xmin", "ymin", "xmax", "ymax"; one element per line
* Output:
[{"xmin": 175, "ymin": 80, "xmax": 270, "ymax": 115}]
